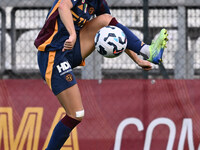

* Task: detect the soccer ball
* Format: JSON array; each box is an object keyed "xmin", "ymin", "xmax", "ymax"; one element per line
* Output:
[{"xmin": 94, "ymin": 26, "xmax": 127, "ymax": 58}]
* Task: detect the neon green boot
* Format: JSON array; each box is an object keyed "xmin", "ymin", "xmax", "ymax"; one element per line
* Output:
[{"xmin": 147, "ymin": 29, "xmax": 168, "ymax": 64}]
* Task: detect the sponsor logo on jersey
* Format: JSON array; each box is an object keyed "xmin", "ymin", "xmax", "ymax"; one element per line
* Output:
[{"xmin": 56, "ymin": 61, "xmax": 72, "ymax": 76}]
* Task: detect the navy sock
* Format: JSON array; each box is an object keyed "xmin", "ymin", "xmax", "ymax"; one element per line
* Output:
[
  {"xmin": 109, "ymin": 17, "xmax": 144, "ymax": 55},
  {"xmin": 46, "ymin": 115, "xmax": 80, "ymax": 150}
]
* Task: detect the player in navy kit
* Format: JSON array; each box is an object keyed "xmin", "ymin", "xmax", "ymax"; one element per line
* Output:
[{"xmin": 34, "ymin": 0, "xmax": 168, "ymax": 149}]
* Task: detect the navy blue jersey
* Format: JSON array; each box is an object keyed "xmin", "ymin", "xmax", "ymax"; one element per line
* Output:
[{"xmin": 34, "ymin": 0, "xmax": 111, "ymax": 51}]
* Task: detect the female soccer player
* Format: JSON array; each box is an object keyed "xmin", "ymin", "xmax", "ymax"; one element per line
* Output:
[{"xmin": 34, "ymin": 0, "xmax": 168, "ymax": 149}]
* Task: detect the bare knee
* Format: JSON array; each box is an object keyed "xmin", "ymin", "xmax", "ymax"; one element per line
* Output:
[{"xmin": 96, "ymin": 14, "xmax": 113, "ymax": 27}]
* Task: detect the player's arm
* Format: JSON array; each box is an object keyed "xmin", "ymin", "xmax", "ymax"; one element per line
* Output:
[
  {"xmin": 58, "ymin": 0, "xmax": 76, "ymax": 51},
  {"xmin": 125, "ymin": 49, "xmax": 152, "ymax": 71}
]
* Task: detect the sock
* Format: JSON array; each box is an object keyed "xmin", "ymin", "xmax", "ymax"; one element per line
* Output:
[
  {"xmin": 140, "ymin": 45, "xmax": 150, "ymax": 59},
  {"xmin": 109, "ymin": 17, "xmax": 145, "ymax": 55},
  {"xmin": 46, "ymin": 115, "xmax": 80, "ymax": 150}
]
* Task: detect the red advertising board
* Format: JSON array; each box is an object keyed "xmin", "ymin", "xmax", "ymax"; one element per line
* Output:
[{"xmin": 0, "ymin": 79, "xmax": 200, "ymax": 150}]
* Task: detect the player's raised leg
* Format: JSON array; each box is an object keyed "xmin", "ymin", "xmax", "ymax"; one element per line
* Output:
[{"xmin": 80, "ymin": 14, "xmax": 168, "ymax": 64}]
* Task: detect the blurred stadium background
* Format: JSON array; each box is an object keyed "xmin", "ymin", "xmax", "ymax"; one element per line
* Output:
[
  {"xmin": 1, "ymin": 0, "xmax": 200, "ymax": 150},
  {"xmin": 0, "ymin": 0, "xmax": 200, "ymax": 80}
]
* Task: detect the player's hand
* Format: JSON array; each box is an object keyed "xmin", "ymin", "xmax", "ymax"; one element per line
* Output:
[
  {"xmin": 138, "ymin": 59, "xmax": 152, "ymax": 71},
  {"xmin": 62, "ymin": 34, "xmax": 77, "ymax": 52}
]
